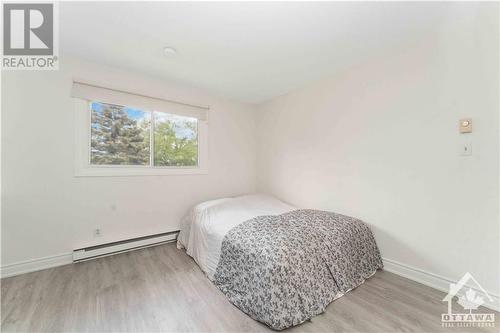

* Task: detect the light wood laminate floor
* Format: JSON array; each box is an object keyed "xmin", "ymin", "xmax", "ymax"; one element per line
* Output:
[{"xmin": 2, "ymin": 243, "xmax": 498, "ymax": 333}]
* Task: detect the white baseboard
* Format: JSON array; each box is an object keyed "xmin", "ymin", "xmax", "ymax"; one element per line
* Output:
[
  {"xmin": 383, "ymin": 257, "xmax": 500, "ymax": 312},
  {"xmin": 1, "ymin": 253, "xmax": 73, "ymax": 279}
]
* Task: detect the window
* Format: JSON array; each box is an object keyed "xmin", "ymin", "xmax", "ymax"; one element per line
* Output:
[
  {"xmin": 90, "ymin": 102, "xmax": 152, "ymax": 166},
  {"xmin": 73, "ymin": 83, "xmax": 208, "ymax": 176},
  {"xmin": 90, "ymin": 101, "xmax": 199, "ymax": 167},
  {"xmin": 153, "ymin": 111, "xmax": 198, "ymax": 167}
]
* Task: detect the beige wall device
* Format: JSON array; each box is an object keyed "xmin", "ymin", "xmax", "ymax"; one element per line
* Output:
[{"xmin": 459, "ymin": 118, "xmax": 472, "ymax": 133}]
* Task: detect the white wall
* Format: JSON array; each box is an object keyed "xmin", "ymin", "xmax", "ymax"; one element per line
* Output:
[
  {"xmin": 256, "ymin": 3, "xmax": 499, "ymax": 295},
  {"xmin": 2, "ymin": 57, "xmax": 256, "ymax": 265}
]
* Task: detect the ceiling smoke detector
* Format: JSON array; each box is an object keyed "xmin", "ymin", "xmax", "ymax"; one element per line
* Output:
[{"xmin": 163, "ymin": 46, "xmax": 177, "ymax": 58}]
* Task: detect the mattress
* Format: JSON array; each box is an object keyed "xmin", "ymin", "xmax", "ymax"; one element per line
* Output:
[{"xmin": 177, "ymin": 194, "xmax": 383, "ymax": 330}]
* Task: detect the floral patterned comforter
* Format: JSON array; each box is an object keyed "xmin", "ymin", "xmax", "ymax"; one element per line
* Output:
[{"xmin": 213, "ymin": 209, "xmax": 383, "ymax": 330}]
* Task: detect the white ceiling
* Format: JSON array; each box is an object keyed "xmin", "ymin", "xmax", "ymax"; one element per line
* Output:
[{"xmin": 60, "ymin": 2, "xmax": 450, "ymax": 104}]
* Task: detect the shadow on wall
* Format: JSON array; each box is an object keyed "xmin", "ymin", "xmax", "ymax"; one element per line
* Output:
[{"xmin": 370, "ymin": 224, "xmax": 438, "ymax": 272}]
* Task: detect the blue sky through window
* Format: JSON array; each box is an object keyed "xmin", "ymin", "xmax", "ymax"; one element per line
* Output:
[
  {"xmin": 91, "ymin": 101, "xmax": 196, "ymax": 139},
  {"xmin": 125, "ymin": 107, "xmax": 148, "ymax": 120},
  {"xmin": 91, "ymin": 102, "xmax": 149, "ymax": 121},
  {"xmin": 155, "ymin": 113, "xmax": 197, "ymax": 140}
]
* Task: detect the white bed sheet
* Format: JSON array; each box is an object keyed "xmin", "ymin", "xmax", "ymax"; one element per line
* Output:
[{"xmin": 177, "ymin": 194, "xmax": 296, "ymax": 278}]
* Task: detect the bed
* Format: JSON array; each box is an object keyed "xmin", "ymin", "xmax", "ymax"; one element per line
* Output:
[{"xmin": 177, "ymin": 194, "xmax": 383, "ymax": 330}]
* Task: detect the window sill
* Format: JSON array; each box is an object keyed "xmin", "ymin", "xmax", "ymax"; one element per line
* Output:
[{"xmin": 75, "ymin": 166, "xmax": 208, "ymax": 177}]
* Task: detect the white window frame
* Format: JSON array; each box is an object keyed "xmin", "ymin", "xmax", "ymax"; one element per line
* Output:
[{"xmin": 74, "ymin": 98, "xmax": 208, "ymax": 177}]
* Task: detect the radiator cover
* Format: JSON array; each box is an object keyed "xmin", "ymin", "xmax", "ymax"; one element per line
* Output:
[{"xmin": 73, "ymin": 230, "xmax": 179, "ymax": 262}]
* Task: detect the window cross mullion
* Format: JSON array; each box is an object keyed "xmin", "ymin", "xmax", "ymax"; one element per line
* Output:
[{"xmin": 150, "ymin": 111, "xmax": 155, "ymax": 167}]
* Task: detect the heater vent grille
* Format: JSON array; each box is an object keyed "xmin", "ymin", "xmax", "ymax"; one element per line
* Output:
[{"xmin": 73, "ymin": 230, "xmax": 179, "ymax": 262}]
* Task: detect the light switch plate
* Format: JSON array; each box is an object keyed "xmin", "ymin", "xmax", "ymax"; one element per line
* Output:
[{"xmin": 460, "ymin": 142, "xmax": 472, "ymax": 156}]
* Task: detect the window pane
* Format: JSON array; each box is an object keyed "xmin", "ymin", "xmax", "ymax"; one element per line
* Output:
[
  {"xmin": 90, "ymin": 102, "xmax": 151, "ymax": 165},
  {"xmin": 154, "ymin": 112, "xmax": 198, "ymax": 167}
]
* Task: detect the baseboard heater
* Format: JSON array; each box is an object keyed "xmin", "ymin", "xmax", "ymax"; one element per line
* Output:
[{"xmin": 73, "ymin": 230, "xmax": 179, "ymax": 262}]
